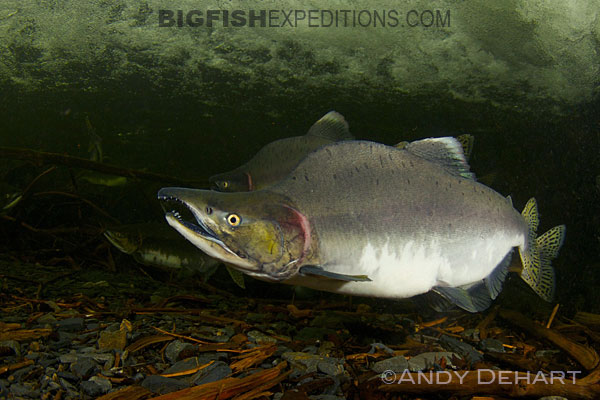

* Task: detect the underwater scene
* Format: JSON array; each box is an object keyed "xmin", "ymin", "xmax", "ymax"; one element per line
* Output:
[{"xmin": 0, "ymin": 1, "xmax": 599, "ymax": 399}]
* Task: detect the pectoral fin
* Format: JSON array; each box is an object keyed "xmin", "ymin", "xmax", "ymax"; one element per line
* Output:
[
  {"xmin": 226, "ymin": 265, "xmax": 246, "ymax": 289},
  {"xmin": 299, "ymin": 265, "xmax": 371, "ymax": 282}
]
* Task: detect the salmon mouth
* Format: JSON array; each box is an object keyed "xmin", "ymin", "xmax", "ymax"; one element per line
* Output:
[
  {"xmin": 158, "ymin": 194, "xmax": 221, "ymax": 243},
  {"xmin": 157, "ymin": 188, "xmax": 257, "ymax": 271}
]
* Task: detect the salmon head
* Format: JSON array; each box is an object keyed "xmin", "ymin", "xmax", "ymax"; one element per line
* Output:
[{"xmin": 157, "ymin": 187, "xmax": 312, "ymax": 280}]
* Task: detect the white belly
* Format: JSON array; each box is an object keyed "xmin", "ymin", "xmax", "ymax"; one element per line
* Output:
[{"xmin": 284, "ymin": 233, "xmax": 524, "ymax": 299}]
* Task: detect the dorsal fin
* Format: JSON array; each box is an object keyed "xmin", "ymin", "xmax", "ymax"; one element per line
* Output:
[
  {"xmin": 306, "ymin": 111, "xmax": 353, "ymax": 140},
  {"xmin": 456, "ymin": 134, "xmax": 474, "ymax": 161},
  {"xmin": 405, "ymin": 137, "xmax": 475, "ymax": 180}
]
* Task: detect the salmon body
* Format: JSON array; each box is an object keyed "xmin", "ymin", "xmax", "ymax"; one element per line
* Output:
[{"xmin": 159, "ymin": 138, "xmax": 565, "ymax": 312}]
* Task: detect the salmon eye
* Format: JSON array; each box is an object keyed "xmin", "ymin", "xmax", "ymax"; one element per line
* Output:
[{"xmin": 227, "ymin": 213, "xmax": 241, "ymax": 227}]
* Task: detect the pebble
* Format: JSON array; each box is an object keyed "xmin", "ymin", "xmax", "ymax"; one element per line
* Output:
[
  {"xmin": 0, "ymin": 340, "xmax": 21, "ymax": 356},
  {"xmin": 98, "ymin": 327, "xmax": 127, "ymax": 350},
  {"xmin": 38, "ymin": 357, "xmax": 58, "ymax": 368},
  {"xmin": 87, "ymin": 351, "xmax": 115, "ymax": 368},
  {"xmin": 51, "ymin": 331, "xmax": 76, "ymax": 350},
  {"xmin": 37, "ymin": 313, "xmax": 58, "ymax": 325},
  {"xmin": 193, "ymin": 325, "xmax": 235, "ymax": 343},
  {"xmin": 479, "ymin": 338, "xmax": 505, "ymax": 353},
  {"xmin": 9, "ymin": 382, "xmax": 40, "ymax": 398},
  {"xmin": 71, "ymin": 357, "xmax": 99, "ymax": 379},
  {"xmin": 407, "ymin": 352, "xmax": 461, "ymax": 371},
  {"xmin": 372, "ymin": 356, "xmax": 409, "ymax": 374},
  {"xmin": 57, "ymin": 317, "xmax": 85, "ymax": 332},
  {"xmin": 247, "ymin": 330, "xmax": 277, "ymax": 344},
  {"xmin": 89, "ymin": 376, "xmax": 112, "ymax": 393},
  {"xmin": 245, "ymin": 313, "xmax": 269, "ymax": 324},
  {"xmin": 309, "ymin": 313, "xmax": 346, "ymax": 329},
  {"xmin": 440, "ymin": 335, "xmax": 483, "ymax": 363},
  {"xmin": 368, "ymin": 343, "xmax": 395, "ymax": 356},
  {"xmin": 141, "ymin": 375, "xmax": 189, "ymax": 394},
  {"xmin": 191, "ymin": 361, "xmax": 232, "ymax": 385},
  {"xmin": 317, "ymin": 359, "xmax": 344, "ymax": 377},
  {"xmin": 295, "ymin": 327, "xmax": 336, "ymax": 341},
  {"xmin": 270, "ymin": 321, "xmax": 296, "ymax": 336},
  {"xmin": 462, "ymin": 328, "xmax": 480, "ymax": 341},
  {"xmin": 59, "ymin": 352, "xmax": 79, "ymax": 364},
  {"xmin": 162, "ymin": 357, "xmax": 205, "ymax": 375},
  {"xmin": 536, "ymin": 349, "xmax": 561, "ymax": 359},
  {"xmin": 81, "ymin": 381, "xmax": 104, "ymax": 397},
  {"xmin": 11, "ymin": 365, "xmax": 35, "ymax": 381},
  {"xmin": 59, "ymin": 377, "xmax": 77, "ymax": 392},
  {"xmin": 165, "ymin": 340, "xmax": 195, "ymax": 363},
  {"xmin": 57, "ymin": 371, "xmax": 79, "ymax": 382},
  {"xmin": 282, "ymin": 352, "xmax": 345, "ymax": 377}
]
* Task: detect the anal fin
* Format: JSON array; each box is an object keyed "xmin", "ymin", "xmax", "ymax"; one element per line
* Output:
[
  {"xmin": 484, "ymin": 250, "xmax": 513, "ymax": 300},
  {"xmin": 432, "ymin": 282, "xmax": 492, "ymax": 313}
]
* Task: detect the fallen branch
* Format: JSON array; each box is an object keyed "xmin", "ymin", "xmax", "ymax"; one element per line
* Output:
[
  {"xmin": 499, "ymin": 309, "xmax": 600, "ymax": 370},
  {"xmin": 378, "ymin": 370, "xmax": 600, "ymax": 399},
  {"xmin": 0, "ymin": 146, "xmax": 200, "ymax": 186},
  {"xmin": 0, "ymin": 359, "xmax": 34, "ymax": 375},
  {"xmin": 150, "ymin": 362, "xmax": 287, "ymax": 400},
  {"xmin": 97, "ymin": 385, "xmax": 153, "ymax": 400}
]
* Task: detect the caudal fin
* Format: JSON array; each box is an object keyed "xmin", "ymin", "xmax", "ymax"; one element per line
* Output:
[{"xmin": 518, "ymin": 198, "xmax": 566, "ymax": 301}]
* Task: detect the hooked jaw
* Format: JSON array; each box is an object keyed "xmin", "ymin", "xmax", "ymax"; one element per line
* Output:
[
  {"xmin": 158, "ymin": 187, "xmax": 310, "ymax": 282},
  {"xmin": 157, "ymin": 188, "xmax": 257, "ymax": 270}
]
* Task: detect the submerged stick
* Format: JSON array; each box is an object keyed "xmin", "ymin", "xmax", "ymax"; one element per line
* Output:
[
  {"xmin": 0, "ymin": 146, "xmax": 201, "ymax": 186},
  {"xmin": 499, "ymin": 309, "xmax": 600, "ymax": 370},
  {"xmin": 378, "ymin": 370, "xmax": 600, "ymax": 399}
]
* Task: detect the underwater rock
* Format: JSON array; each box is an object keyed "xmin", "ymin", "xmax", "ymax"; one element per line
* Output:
[
  {"xmin": 70, "ymin": 357, "xmax": 99, "ymax": 379},
  {"xmin": 162, "ymin": 357, "xmax": 206, "ymax": 375},
  {"xmin": 98, "ymin": 327, "xmax": 127, "ymax": 351},
  {"xmin": 190, "ymin": 361, "xmax": 232, "ymax": 385},
  {"xmin": 165, "ymin": 340, "xmax": 196, "ymax": 364},
  {"xmin": 282, "ymin": 352, "xmax": 345, "ymax": 377},
  {"xmin": 193, "ymin": 325, "xmax": 234, "ymax": 343},
  {"xmin": 368, "ymin": 343, "xmax": 395, "ymax": 356},
  {"xmin": 407, "ymin": 352, "xmax": 461, "ymax": 372},
  {"xmin": 141, "ymin": 375, "xmax": 189, "ymax": 394},
  {"xmin": 372, "ymin": 356, "xmax": 409, "ymax": 374},
  {"xmin": 479, "ymin": 338, "xmax": 505, "ymax": 353},
  {"xmin": 56, "ymin": 317, "xmax": 84, "ymax": 332},
  {"xmin": 0, "ymin": 340, "xmax": 20, "ymax": 357},
  {"xmin": 9, "ymin": 382, "xmax": 40, "ymax": 398},
  {"xmin": 1, "ymin": 0, "xmax": 597, "ymax": 122},
  {"xmin": 440, "ymin": 335, "xmax": 483, "ymax": 363},
  {"xmin": 247, "ymin": 330, "xmax": 278, "ymax": 344},
  {"xmin": 89, "ymin": 376, "xmax": 112, "ymax": 393},
  {"xmin": 81, "ymin": 380, "xmax": 104, "ymax": 397},
  {"xmin": 295, "ymin": 327, "xmax": 337, "ymax": 342}
]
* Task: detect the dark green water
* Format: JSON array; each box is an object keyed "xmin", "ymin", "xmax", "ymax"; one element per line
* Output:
[{"xmin": 0, "ymin": 0, "xmax": 599, "ymax": 316}]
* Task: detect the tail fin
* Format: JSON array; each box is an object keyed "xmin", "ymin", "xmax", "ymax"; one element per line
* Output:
[{"xmin": 518, "ymin": 198, "xmax": 566, "ymax": 301}]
